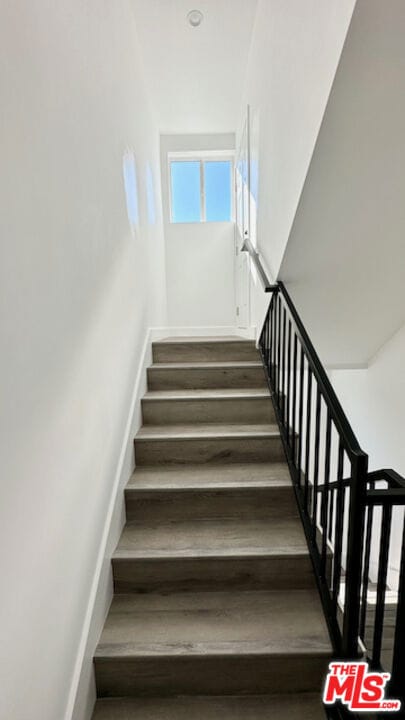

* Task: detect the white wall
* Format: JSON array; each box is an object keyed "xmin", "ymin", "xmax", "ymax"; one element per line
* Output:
[
  {"xmin": 165, "ymin": 221, "xmax": 235, "ymax": 327},
  {"xmin": 160, "ymin": 134, "xmax": 236, "ymax": 329},
  {"xmin": 280, "ymin": 0, "xmax": 405, "ymax": 367},
  {"xmin": 247, "ymin": 257, "xmax": 276, "ymax": 343},
  {"xmin": 239, "ymin": 0, "xmax": 355, "ymax": 285},
  {"xmin": 0, "ymin": 3, "xmax": 166, "ymax": 720},
  {"xmin": 330, "ymin": 322, "xmax": 405, "ymax": 588},
  {"xmin": 330, "ymin": 335, "xmax": 405, "ymax": 476},
  {"xmin": 330, "ymin": 324, "xmax": 405, "ymax": 475}
]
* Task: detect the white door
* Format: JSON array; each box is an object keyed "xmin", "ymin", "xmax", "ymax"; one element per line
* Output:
[{"xmin": 234, "ymin": 108, "xmax": 250, "ymax": 328}]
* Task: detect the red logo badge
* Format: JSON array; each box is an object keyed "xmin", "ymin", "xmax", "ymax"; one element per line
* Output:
[{"xmin": 323, "ymin": 662, "xmax": 401, "ymax": 712}]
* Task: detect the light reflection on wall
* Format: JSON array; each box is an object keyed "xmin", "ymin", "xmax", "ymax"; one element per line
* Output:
[
  {"xmin": 122, "ymin": 149, "xmax": 139, "ymax": 231},
  {"xmin": 146, "ymin": 162, "xmax": 156, "ymax": 225}
]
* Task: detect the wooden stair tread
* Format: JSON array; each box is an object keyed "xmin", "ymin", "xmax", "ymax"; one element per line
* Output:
[
  {"xmin": 92, "ymin": 693, "xmax": 325, "ymax": 719},
  {"xmin": 95, "ymin": 589, "xmax": 331, "ymax": 658},
  {"xmin": 143, "ymin": 388, "xmax": 271, "ymax": 400},
  {"xmin": 149, "ymin": 361, "xmax": 263, "ymax": 369},
  {"xmin": 135, "ymin": 423, "xmax": 278, "ymax": 441},
  {"xmin": 126, "ymin": 462, "xmax": 291, "ymax": 491},
  {"xmin": 113, "ymin": 515, "xmax": 308, "ymax": 558},
  {"xmin": 155, "ymin": 336, "xmax": 254, "ymax": 344}
]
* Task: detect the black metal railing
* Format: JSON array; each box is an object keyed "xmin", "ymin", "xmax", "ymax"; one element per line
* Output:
[
  {"xmin": 258, "ymin": 282, "xmax": 405, "ymax": 709},
  {"xmin": 362, "ymin": 469, "xmax": 405, "ymax": 701}
]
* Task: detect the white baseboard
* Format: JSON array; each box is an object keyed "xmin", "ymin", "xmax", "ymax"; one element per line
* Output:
[
  {"xmin": 65, "ymin": 328, "xmax": 153, "ymax": 720},
  {"xmin": 150, "ymin": 325, "xmax": 256, "ymax": 340}
]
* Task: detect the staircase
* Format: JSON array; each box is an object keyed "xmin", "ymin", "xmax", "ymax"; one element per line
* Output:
[{"xmin": 92, "ymin": 337, "xmax": 331, "ymax": 719}]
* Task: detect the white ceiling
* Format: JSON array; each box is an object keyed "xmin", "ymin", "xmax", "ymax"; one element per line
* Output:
[{"xmin": 131, "ymin": 0, "xmax": 258, "ymax": 133}]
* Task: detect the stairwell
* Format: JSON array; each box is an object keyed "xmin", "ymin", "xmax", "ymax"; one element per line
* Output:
[{"xmin": 92, "ymin": 337, "xmax": 331, "ymax": 719}]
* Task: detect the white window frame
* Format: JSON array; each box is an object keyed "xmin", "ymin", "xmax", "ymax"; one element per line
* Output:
[{"xmin": 168, "ymin": 150, "xmax": 235, "ymax": 224}]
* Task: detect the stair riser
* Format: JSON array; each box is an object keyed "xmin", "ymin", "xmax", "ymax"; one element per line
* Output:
[
  {"xmin": 125, "ymin": 488, "xmax": 297, "ymax": 522},
  {"xmin": 134, "ymin": 436, "xmax": 284, "ymax": 465},
  {"xmin": 152, "ymin": 341, "xmax": 259, "ymax": 364},
  {"xmin": 142, "ymin": 397, "xmax": 275, "ymax": 425},
  {"xmin": 112, "ymin": 554, "xmax": 314, "ymax": 593},
  {"xmin": 94, "ymin": 654, "xmax": 328, "ymax": 697},
  {"xmin": 92, "ymin": 695, "xmax": 327, "ymax": 720},
  {"xmin": 147, "ymin": 367, "xmax": 267, "ymax": 391},
  {"xmin": 93, "ymin": 695, "xmax": 325, "ymax": 720}
]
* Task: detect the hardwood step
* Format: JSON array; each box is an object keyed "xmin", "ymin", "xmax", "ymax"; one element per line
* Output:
[
  {"xmin": 147, "ymin": 362, "xmax": 267, "ymax": 391},
  {"xmin": 125, "ymin": 463, "xmax": 295, "ymax": 521},
  {"xmin": 91, "ymin": 334, "xmax": 330, "ymax": 715},
  {"xmin": 127, "ymin": 462, "xmax": 291, "ymax": 490},
  {"xmin": 141, "ymin": 388, "xmax": 275, "ymax": 425},
  {"xmin": 94, "ymin": 589, "xmax": 331, "ymax": 697},
  {"xmin": 92, "ymin": 693, "xmax": 325, "ymax": 719},
  {"xmin": 134, "ymin": 423, "xmax": 283, "ymax": 465},
  {"xmin": 152, "ymin": 337, "xmax": 259, "ymax": 363},
  {"xmin": 112, "ymin": 514, "xmax": 313, "ymax": 592}
]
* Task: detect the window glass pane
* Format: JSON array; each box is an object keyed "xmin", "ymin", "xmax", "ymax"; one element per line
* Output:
[
  {"xmin": 170, "ymin": 161, "xmax": 201, "ymax": 222},
  {"xmin": 204, "ymin": 160, "xmax": 231, "ymax": 222}
]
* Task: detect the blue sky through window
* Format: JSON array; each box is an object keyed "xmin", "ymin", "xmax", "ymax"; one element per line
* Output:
[
  {"xmin": 170, "ymin": 158, "xmax": 231, "ymax": 223},
  {"xmin": 205, "ymin": 161, "xmax": 231, "ymax": 222},
  {"xmin": 170, "ymin": 161, "xmax": 201, "ymax": 222}
]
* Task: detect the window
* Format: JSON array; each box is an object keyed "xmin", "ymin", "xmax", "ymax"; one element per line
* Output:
[
  {"xmin": 169, "ymin": 153, "xmax": 233, "ymax": 223},
  {"xmin": 205, "ymin": 161, "xmax": 231, "ymax": 222},
  {"xmin": 170, "ymin": 161, "xmax": 201, "ymax": 223}
]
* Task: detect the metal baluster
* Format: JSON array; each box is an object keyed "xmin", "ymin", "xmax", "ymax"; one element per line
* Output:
[
  {"xmin": 321, "ymin": 411, "xmax": 332, "ymax": 579},
  {"xmin": 359, "ymin": 494, "xmax": 374, "ymax": 641},
  {"xmin": 281, "ymin": 308, "xmax": 287, "ymax": 424},
  {"xmin": 277, "ymin": 295, "xmax": 281, "ymax": 408},
  {"xmin": 372, "ymin": 505, "xmax": 392, "ymax": 668},
  {"xmin": 312, "ymin": 388, "xmax": 321, "ymax": 541},
  {"xmin": 263, "ymin": 310, "xmax": 268, "ymax": 373},
  {"xmin": 342, "ymin": 452, "xmax": 368, "ymax": 658},
  {"xmin": 286, "ymin": 320, "xmax": 292, "ymax": 445},
  {"xmin": 390, "ymin": 513, "xmax": 405, "ymax": 702},
  {"xmin": 272, "ymin": 294, "xmax": 278, "ymax": 398},
  {"xmin": 268, "ymin": 302, "xmax": 273, "ymax": 383},
  {"xmin": 332, "ymin": 441, "xmax": 345, "ymax": 611},
  {"xmin": 328, "ymin": 480, "xmax": 335, "ymax": 544},
  {"xmin": 297, "ymin": 345, "xmax": 305, "ymax": 486},
  {"xmin": 304, "ymin": 367, "xmax": 312, "ymax": 512},
  {"xmin": 291, "ymin": 333, "xmax": 298, "ymax": 466}
]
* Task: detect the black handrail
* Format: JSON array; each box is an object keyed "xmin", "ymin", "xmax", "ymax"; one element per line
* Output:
[
  {"xmin": 277, "ymin": 282, "xmax": 365, "ymax": 458},
  {"xmin": 367, "ymin": 468, "xmax": 405, "ymax": 489},
  {"xmin": 259, "ymin": 282, "xmax": 405, "ymax": 712}
]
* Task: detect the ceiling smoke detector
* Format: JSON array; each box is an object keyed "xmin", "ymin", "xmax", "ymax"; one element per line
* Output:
[{"xmin": 187, "ymin": 9, "xmax": 203, "ymax": 27}]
